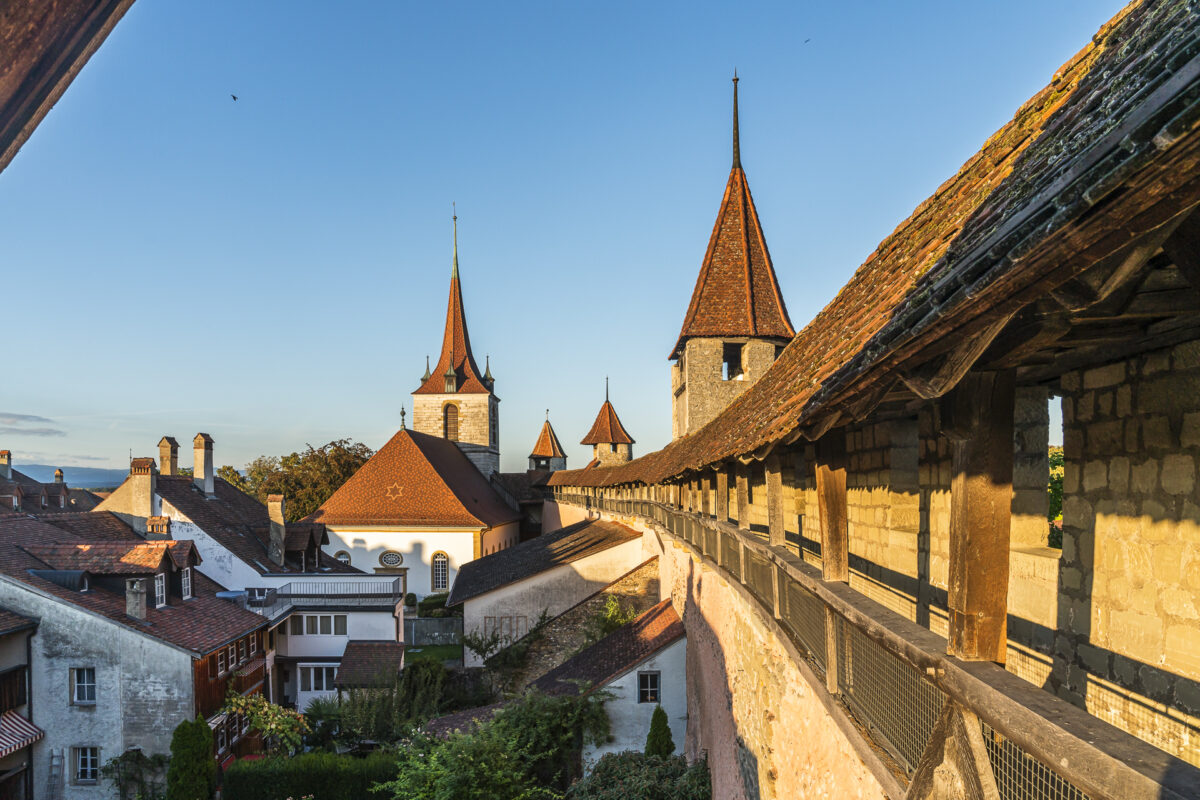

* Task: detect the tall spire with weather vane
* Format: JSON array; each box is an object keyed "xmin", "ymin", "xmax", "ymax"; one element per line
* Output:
[{"xmin": 732, "ymin": 70, "xmax": 741, "ymax": 168}]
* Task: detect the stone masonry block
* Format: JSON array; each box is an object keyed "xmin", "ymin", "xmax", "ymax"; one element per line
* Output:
[
  {"xmin": 1143, "ymin": 415, "xmax": 1174, "ymax": 450},
  {"xmin": 1131, "ymin": 460, "xmax": 1158, "ymax": 495},
  {"xmin": 1182, "ymin": 412, "xmax": 1200, "ymax": 448},
  {"xmin": 1083, "ymin": 461, "xmax": 1107, "ymax": 492},
  {"xmin": 1084, "ymin": 363, "xmax": 1126, "ymax": 390},
  {"xmin": 1109, "ymin": 457, "xmax": 1130, "ymax": 494},
  {"xmin": 1162, "ymin": 454, "xmax": 1196, "ymax": 496}
]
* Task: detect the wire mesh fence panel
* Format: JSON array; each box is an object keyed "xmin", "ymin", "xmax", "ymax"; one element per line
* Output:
[
  {"xmin": 782, "ymin": 576, "xmax": 827, "ymax": 671},
  {"xmin": 836, "ymin": 616, "xmax": 946, "ymax": 774},
  {"xmin": 744, "ymin": 550, "xmax": 774, "ymax": 609},
  {"xmin": 720, "ymin": 531, "xmax": 741, "ymax": 577},
  {"xmin": 980, "ymin": 721, "xmax": 1091, "ymax": 800}
]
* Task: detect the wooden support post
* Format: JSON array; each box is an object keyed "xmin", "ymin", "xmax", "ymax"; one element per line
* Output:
[
  {"xmin": 942, "ymin": 370, "xmax": 1015, "ymax": 663},
  {"xmin": 766, "ymin": 453, "xmax": 785, "ymax": 548},
  {"xmin": 816, "ymin": 430, "xmax": 849, "ymax": 582},
  {"xmin": 699, "ymin": 474, "xmax": 710, "ymax": 517},
  {"xmin": 824, "ymin": 607, "xmax": 839, "ymax": 695},
  {"xmin": 715, "ymin": 466, "xmax": 730, "ymax": 523},
  {"xmin": 736, "ymin": 464, "xmax": 750, "ymax": 530}
]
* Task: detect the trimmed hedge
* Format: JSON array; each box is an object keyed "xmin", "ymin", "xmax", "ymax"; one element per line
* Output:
[
  {"xmin": 417, "ymin": 592, "xmax": 449, "ymax": 616},
  {"xmin": 222, "ymin": 751, "xmax": 396, "ymax": 800}
]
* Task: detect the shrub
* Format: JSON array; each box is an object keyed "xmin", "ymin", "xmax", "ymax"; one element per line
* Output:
[
  {"xmin": 644, "ymin": 706, "xmax": 674, "ymax": 758},
  {"xmin": 166, "ymin": 717, "xmax": 216, "ymax": 800},
  {"xmin": 579, "ymin": 596, "xmax": 638, "ymax": 650},
  {"xmin": 404, "ymin": 592, "xmax": 417, "ymax": 606},
  {"xmin": 418, "ymin": 592, "xmax": 449, "ymax": 615},
  {"xmin": 567, "ymin": 753, "xmax": 710, "ymax": 800},
  {"xmin": 222, "ymin": 751, "xmax": 397, "ymax": 800}
]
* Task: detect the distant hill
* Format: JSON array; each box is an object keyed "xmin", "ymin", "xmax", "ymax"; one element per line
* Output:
[{"xmin": 16, "ymin": 465, "xmax": 127, "ymax": 489}]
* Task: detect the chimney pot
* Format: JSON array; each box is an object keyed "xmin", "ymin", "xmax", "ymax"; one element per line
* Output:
[
  {"xmin": 158, "ymin": 437, "xmax": 179, "ymax": 476},
  {"xmin": 54, "ymin": 468, "xmax": 63, "ymax": 484},
  {"xmin": 267, "ymin": 494, "xmax": 286, "ymax": 567},
  {"xmin": 125, "ymin": 578, "xmax": 148, "ymax": 620},
  {"xmin": 192, "ymin": 433, "xmax": 215, "ymax": 497},
  {"xmin": 0, "ymin": 451, "xmax": 10, "ymax": 481}
]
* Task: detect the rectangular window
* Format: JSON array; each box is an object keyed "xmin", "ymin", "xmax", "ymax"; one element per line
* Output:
[
  {"xmin": 74, "ymin": 747, "xmax": 99, "ymax": 783},
  {"xmin": 72, "ymin": 668, "xmax": 96, "ymax": 705},
  {"xmin": 319, "ymin": 615, "xmax": 331, "ymax": 635},
  {"xmin": 154, "ymin": 573, "xmax": 166, "ymax": 608},
  {"xmin": 306, "ymin": 616, "xmax": 318, "ymax": 635},
  {"xmin": 300, "ymin": 668, "xmax": 311, "ymax": 692},
  {"xmin": 300, "ymin": 666, "xmax": 338, "ymax": 692},
  {"xmin": 227, "ymin": 644, "xmax": 237, "ymax": 667},
  {"xmin": 289, "ymin": 615, "xmax": 303, "ymax": 636},
  {"xmin": 239, "ymin": 640, "xmax": 247, "ymax": 662},
  {"xmin": 181, "ymin": 567, "xmax": 192, "ymax": 599},
  {"xmin": 637, "ymin": 671, "xmax": 660, "ymax": 704},
  {"xmin": 217, "ymin": 650, "xmax": 226, "ymax": 674},
  {"xmin": 722, "ymin": 342, "xmax": 744, "ymax": 381},
  {"xmin": 216, "ymin": 725, "xmax": 227, "ymax": 753},
  {"xmin": 334, "ymin": 615, "xmax": 347, "ymax": 636},
  {"xmin": 250, "ymin": 633, "xmax": 258, "ymax": 656}
]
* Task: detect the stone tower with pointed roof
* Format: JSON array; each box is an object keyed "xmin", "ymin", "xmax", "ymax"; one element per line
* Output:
[
  {"xmin": 670, "ymin": 77, "xmax": 795, "ymax": 439},
  {"xmin": 412, "ymin": 215, "xmax": 500, "ymax": 477},
  {"xmin": 529, "ymin": 415, "xmax": 567, "ymax": 471},
  {"xmin": 581, "ymin": 384, "xmax": 635, "ymax": 467}
]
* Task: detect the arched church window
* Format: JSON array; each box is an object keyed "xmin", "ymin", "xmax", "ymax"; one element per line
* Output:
[
  {"xmin": 431, "ymin": 552, "xmax": 449, "ymax": 592},
  {"xmin": 443, "ymin": 405, "xmax": 459, "ymax": 441}
]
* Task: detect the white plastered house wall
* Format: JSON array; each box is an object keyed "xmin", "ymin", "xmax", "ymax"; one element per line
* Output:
[
  {"xmin": 461, "ymin": 536, "xmax": 650, "ymax": 667},
  {"xmin": 582, "ymin": 636, "xmax": 687, "ymax": 771},
  {"xmin": 275, "ymin": 611, "xmax": 399, "ymax": 712},
  {"xmin": 323, "ymin": 521, "xmax": 519, "ymax": 598},
  {"xmin": 0, "ymin": 577, "xmax": 195, "ymax": 800}
]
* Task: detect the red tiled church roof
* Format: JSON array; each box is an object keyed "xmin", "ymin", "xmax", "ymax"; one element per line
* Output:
[
  {"xmin": 580, "ymin": 400, "xmax": 634, "ymax": 446},
  {"xmin": 414, "ymin": 217, "xmax": 490, "ymax": 395},
  {"xmin": 529, "ymin": 419, "xmax": 566, "ymax": 459},
  {"xmin": 670, "ymin": 77, "xmax": 795, "ymax": 359},
  {"xmin": 552, "ymin": 1, "xmax": 1197, "ymax": 489},
  {"xmin": 306, "ymin": 428, "xmax": 519, "ymax": 529}
]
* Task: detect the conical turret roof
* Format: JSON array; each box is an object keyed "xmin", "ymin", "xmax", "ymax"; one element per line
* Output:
[
  {"xmin": 530, "ymin": 419, "xmax": 567, "ymax": 460},
  {"xmin": 416, "ymin": 215, "xmax": 490, "ymax": 394},
  {"xmin": 670, "ymin": 77, "xmax": 795, "ymax": 359},
  {"xmin": 581, "ymin": 400, "xmax": 635, "ymax": 446}
]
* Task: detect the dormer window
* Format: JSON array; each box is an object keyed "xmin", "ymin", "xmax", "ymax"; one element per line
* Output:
[
  {"xmin": 39, "ymin": 495, "xmax": 47, "ymax": 509},
  {"xmin": 154, "ymin": 573, "xmax": 166, "ymax": 608},
  {"xmin": 181, "ymin": 567, "xmax": 192, "ymax": 600}
]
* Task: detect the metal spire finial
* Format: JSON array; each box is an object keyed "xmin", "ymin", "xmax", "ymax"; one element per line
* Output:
[
  {"xmin": 605, "ymin": 376, "xmax": 609, "ymax": 403},
  {"xmin": 452, "ymin": 202, "xmax": 459, "ymax": 279},
  {"xmin": 732, "ymin": 71, "xmax": 741, "ymax": 169},
  {"xmin": 546, "ymin": 408, "xmax": 550, "ymax": 421},
  {"xmin": 400, "ymin": 406, "xmax": 407, "ymax": 429}
]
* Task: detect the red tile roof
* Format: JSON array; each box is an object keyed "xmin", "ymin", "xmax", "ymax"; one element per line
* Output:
[
  {"xmin": 0, "ymin": 514, "xmax": 264, "ymax": 655},
  {"xmin": 529, "ymin": 420, "xmax": 566, "ymax": 459},
  {"xmin": 580, "ymin": 401, "xmax": 634, "ymax": 446},
  {"xmin": 531, "ymin": 599, "xmax": 684, "ymax": 695},
  {"xmin": 551, "ymin": 1, "xmax": 1198, "ymax": 489},
  {"xmin": 306, "ymin": 428, "xmax": 519, "ymax": 529},
  {"xmin": 670, "ymin": 144, "xmax": 795, "ymax": 358},
  {"xmin": 0, "ymin": 609, "xmax": 35, "ymax": 637},
  {"xmin": 447, "ymin": 519, "xmax": 642, "ymax": 605},
  {"xmin": 151, "ymin": 476, "xmax": 357, "ymax": 576},
  {"xmin": 334, "ymin": 640, "xmax": 406, "ymax": 688},
  {"xmin": 22, "ymin": 541, "xmax": 198, "ymax": 574},
  {"xmin": 414, "ymin": 246, "xmax": 490, "ymax": 395}
]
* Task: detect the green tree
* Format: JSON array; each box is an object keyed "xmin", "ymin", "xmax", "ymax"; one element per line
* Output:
[
  {"xmin": 379, "ymin": 689, "xmax": 609, "ymax": 800},
  {"xmin": 644, "ymin": 706, "xmax": 675, "ymax": 758},
  {"xmin": 567, "ymin": 753, "xmax": 711, "ymax": 800},
  {"xmin": 1048, "ymin": 446, "xmax": 1064, "ymax": 548},
  {"xmin": 165, "ymin": 717, "xmax": 216, "ymax": 800},
  {"xmin": 221, "ymin": 439, "xmax": 374, "ymax": 520}
]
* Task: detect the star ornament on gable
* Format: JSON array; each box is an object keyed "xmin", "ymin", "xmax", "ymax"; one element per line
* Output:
[{"xmin": 385, "ymin": 483, "xmax": 405, "ymax": 501}]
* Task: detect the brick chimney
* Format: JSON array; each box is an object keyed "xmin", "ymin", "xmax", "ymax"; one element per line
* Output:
[
  {"xmin": 193, "ymin": 433, "xmax": 214, "ymax": 497},
  {"xmin": 54, "ymin": 468, "xmax": 64, "ymax": 484},
  {"xmin": 158, "ymin": 437, "xmax": 179, "ymax": 476},
  {"xmin": 0, "ymin": 451, "xmax": 10, "ymax": 480},
  {"xmin": 126, "ymin": 578, "xmax": 148, "ymax": 620},
  {"xmin": 146, "ymin": 516, "xmax": 171, "ymax": 540},
  {"xmin": 129, "ymin": 457, "xmax": 158, "ymax": 524},
  {"xmin": 267, "ymin": 494, "xmax": 286, "ymax": 566}
]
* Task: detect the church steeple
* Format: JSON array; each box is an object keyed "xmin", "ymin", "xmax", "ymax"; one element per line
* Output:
[
  {"xmin": 415, "ymin": 212, "xmax": 490, "ymax": 396},
  {"xmin": 411, "ymin": 210, "xmax": 501, "ymax": 478}
]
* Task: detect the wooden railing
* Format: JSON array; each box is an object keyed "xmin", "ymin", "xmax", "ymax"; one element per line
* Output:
[{"xmin": 553, "ymin": 492, "xmax": 1200, "ymax": 800}]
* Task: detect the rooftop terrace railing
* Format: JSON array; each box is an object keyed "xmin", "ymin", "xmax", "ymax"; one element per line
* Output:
[
  {"xmin": 553, "ymin": 491, "xmax": 1200, "ymax": 800},
  {"xmin": 243, "ymin": 578, "xmax": 404, "ymax": 622}
]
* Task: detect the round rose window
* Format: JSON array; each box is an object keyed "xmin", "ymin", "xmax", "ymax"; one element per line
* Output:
[{"xmin": 379, "ymin": 550, "xmax": 404, "ymax": 568}]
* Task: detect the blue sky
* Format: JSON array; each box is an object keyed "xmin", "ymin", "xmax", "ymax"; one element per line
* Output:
[{"xmin": 2, "ymin": 1, "xmax": 1113, "ymax": 472}]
